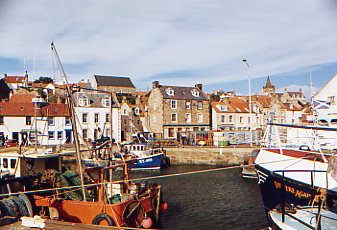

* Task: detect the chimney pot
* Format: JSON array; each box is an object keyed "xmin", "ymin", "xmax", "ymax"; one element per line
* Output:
[{"xmin": 152, "ymin": 81, "xmax": 159, "ymax": 89}]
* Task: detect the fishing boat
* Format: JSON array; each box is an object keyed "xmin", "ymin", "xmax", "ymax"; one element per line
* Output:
[
  {"xmin": 31, "ymin": 162, "xmax": 167, "ymax": 228},
  {"xmin": 84, "ymin": 134, "xmax": 171, "ymax": 170},
  {"xmin": 0, "ymin": 43, "xmax": 168, "ymax": 228},
  {"xmin": 255, "ymin": 123, "xmax": 337, "ymax": 214},
  {"xmin": 241, "ymin": 149, "xmax": 259, "ymax": 179}
]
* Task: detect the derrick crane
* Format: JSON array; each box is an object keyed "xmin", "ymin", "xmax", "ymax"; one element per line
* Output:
[{"xmin": 50, "ymin": 42, "xmax": 87, "ymax": 201}]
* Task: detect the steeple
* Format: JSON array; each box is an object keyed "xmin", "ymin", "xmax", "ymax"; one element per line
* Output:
[{"xmin": 263, "ymin": 76, "xmax": 275, "ymax": 95}]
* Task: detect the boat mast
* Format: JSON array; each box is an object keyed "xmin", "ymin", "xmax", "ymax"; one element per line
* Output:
[{"xmin": 50, "ymin": 43, "xmax": 87, "ymax": 201}]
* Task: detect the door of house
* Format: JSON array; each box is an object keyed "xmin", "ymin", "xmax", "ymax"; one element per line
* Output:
[
  {"xmin": 12, "ymin": 132, "xmax": 19, "ymax": 142},
  {"xmin": 65, "ymin": 130, "xmax": 72, "ymax": 143},
  {"xmin": 168, "ymin": 128, "xmax": 174, "ymax": 138}
]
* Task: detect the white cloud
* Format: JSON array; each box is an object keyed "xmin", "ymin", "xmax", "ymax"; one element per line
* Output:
[{"xmin": 1, "ymin": 0, "xmax": 337, "ymax": 88}]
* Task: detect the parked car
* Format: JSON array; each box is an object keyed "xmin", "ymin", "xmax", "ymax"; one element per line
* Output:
[{"xmin": 5, "ymin": 139, "xmax": 18, "ymax": 147}]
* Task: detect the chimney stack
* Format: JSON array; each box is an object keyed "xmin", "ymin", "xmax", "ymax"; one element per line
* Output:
[
  {"xmin": 195, "ymin": 83, "xmax": 202, "ymax": 90},
  {"xmin": 152, "ymin": 81, "xmax": 159, "ymax": 89}
]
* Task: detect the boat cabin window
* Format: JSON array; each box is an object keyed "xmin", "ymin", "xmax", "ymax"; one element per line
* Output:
[
  {"xmin": 10, "ymin": 159, "xmax": 16, "ymax": 169},
  {"xmin": 3, "ymin": 158, "xmax": 8, "ymax": 168},
  {"xmin": 331, "ymin": 119, "xmax": 337, "ymax": 123}
]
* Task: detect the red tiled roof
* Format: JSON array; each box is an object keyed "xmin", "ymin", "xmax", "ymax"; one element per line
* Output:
[
  {"xmin": 31, "ymin": 82, "xmax": 50, "ymax": 88},
  {"xmin": 255, "ymin": 95, "xmax": 273, "ymax": 108},
  {"xmin": 9, "ymin": 94, "xmax": 36, "ymax": 103},
  {"xmin": 0, "ymin": 102, "xmax": 69, "ymax": 117},
  {"xmin": 136, "ymin": 91, "xmax": 148, "ymax": 96},
  {"xmin": 4, "ymin": 76, "xmax": 26, "ymax": 84}
]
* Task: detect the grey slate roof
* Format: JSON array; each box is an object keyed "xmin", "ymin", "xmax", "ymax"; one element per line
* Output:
[
  {"xmin": 94, "ymin": 75, "xmax": 135, "ymax": 88},
  {"xmin": 158, "ymin": 85, "xmax": 208, "ymax": 100},
  {"xmin": 72, "ymin": 92, "xmax": 119, "ymax": 108}
]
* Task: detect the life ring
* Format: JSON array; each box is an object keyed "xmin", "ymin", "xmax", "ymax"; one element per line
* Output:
[
  {"xmin": 161, "ymin": 157, "xmax": 171, "ymax": 169},
  {"xmin": 122, "ymin": 201, "xmax": 145, "ymax": 227},
  {"xmin": 92, "ymin": 213, "xmax": 115, "ymax": 226}
]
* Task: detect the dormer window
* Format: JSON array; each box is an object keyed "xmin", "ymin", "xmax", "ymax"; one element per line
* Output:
[
  {"xmin": 102, "ymin": 97, "xmax": 111, "ymax": 107},
  {"xmin": 220, "ymin": 105, "xmax": 227, "ymax": 111},
  {"xmin": 79, "ymin": 97, "xmax": 89, "ymax": 106},
  {"xmin": 166, "ymin": 87, "xmax": 174, "ymax": 96},
  {"xmin": 191, "ymin": 89, "xmax": 200, "ymax": 97}
]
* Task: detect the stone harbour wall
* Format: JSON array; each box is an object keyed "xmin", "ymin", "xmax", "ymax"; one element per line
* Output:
[{"xmin": 164, "ymin": 146, "xmax": 256, "ymax": 166}]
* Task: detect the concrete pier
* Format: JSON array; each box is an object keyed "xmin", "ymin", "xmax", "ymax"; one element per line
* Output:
[{"xmin": 164, "ymin": 146, "xmax": 256, "ymax": 166}]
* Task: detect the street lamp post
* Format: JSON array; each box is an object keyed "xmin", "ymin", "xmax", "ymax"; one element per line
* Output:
[{"xmin": 242, "ymin": 59, "xmax": 253, "ymax": 147}]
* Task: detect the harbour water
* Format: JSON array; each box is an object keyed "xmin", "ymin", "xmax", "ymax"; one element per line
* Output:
[{"xmin": 132, "ymin": 165, "xmax": 268, "ymax": 230}]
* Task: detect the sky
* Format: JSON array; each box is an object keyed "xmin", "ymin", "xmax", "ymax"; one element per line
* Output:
[{"xmin": 1, "ymin": 0, "xmax": 337, "ymax": 99}]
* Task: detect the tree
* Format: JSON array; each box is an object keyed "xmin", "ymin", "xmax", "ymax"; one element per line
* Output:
[{"xmin": 34, "ymin": 77, "xmax": 54, "ymax": 84}]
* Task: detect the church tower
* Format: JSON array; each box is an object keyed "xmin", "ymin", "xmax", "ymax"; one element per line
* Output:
[{"xmin": 263, "ymin": 76, "xmax": 275, "ymax": 95}]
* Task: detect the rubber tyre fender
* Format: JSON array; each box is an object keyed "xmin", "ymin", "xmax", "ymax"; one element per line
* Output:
[
  {"xmin": 2, "ymin": 199, "xmax": 18, "ymax": 218},
  {"xmin": 0, "ymin": 201, "xmax": 8, "ymax": 218},
  {"xmin": 122, "ymin": 201, "xmax": 145, "ymax": 227},
  {"xmin": 92, "ymin": 213, "xmax": 115, "ymax": 226},
  {"xmin": 10, "ymin": 196, "xmax": 29, "ymax": 217},
  {"xmin": 161, "ymin": 156, "xmax": 170, "ymax": 168}
]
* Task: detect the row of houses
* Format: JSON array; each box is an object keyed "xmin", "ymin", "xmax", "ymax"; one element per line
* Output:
[{"xmin": 0, "ymin": 73, "xmax": 311, "ymax": 146}]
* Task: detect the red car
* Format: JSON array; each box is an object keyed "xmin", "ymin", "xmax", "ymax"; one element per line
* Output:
[{"xmin": 5, "ymin": 139, "xmax": 18, "ymax": 147}]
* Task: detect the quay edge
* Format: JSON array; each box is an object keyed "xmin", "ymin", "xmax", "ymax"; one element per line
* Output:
[{"xmin": 164, "ymin": 146, "xmax": 255, "ymax": 166}]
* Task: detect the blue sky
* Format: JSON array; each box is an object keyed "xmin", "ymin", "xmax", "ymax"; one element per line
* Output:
[{"xmin": 1, "ymin": 0, "xmax": 337, "ymax": 99}]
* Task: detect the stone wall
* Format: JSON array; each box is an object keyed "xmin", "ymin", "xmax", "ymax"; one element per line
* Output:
[{"xmin": 164, "ymin": 146, "xmax": 255, "ymax": 166}]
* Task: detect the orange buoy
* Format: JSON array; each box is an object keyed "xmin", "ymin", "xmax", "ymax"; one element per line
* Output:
[
  {"xmin": 142, "ymin": 216, "xmax": 153, "ymax": 229},
  {"xmin": 160, "ymin": 202, "xmax": 168, "ymax": 211}
]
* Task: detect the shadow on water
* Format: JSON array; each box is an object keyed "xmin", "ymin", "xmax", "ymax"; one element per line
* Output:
[{"xmin": 132, "ymin": 165, "xmax": 268, "ymax": 230}]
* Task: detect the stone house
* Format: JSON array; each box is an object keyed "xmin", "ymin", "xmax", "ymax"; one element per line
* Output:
[
  {"xmin": 91, "ymin": 75, "xmax": 136, "ymax": 96},
  {"xmin": 146, "ymin": 81, "xmax": 210, "ymax": 139}
]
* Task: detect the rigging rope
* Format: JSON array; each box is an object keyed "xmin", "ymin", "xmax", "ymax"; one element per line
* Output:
[{"xmin": 0, "ymin": 156, "xmax": 311, "ymax": 198}]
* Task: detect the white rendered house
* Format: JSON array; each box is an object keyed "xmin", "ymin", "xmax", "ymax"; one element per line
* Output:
[{"xmin": 72, "ymin": 92, "xmax": 121, "ymax": 143}]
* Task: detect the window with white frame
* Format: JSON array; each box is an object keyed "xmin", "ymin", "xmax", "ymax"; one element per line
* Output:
[
  {"xmin": 229, "ymin": 115, "xmax": 233, "ymax": 123},
  {"xmin": 48, "ymin": 117, "xmax": 54, "ymax": 126},
  {"xmin": 166, "ymin": 87, "xmax": 174, "ymax": 96},
  {"xmin": 82, "ymin": 113, "xmax": 88, "ymax": 123},
  {"xmin": 57, "ymin": 131, "xmax": 63, "ymax": 139},
  {"xmin": 197, "ymin": 113, "xmax": 203, "ymax": 123},
  {"xmin": 26, "ymin": 116, "xmax": 32, "ymax": 125},
  {"xmin": 48, "ymin": 131, "xmax": 54, "ymax": 139},
  {"xmin": 171, "ymin": 100, "xmax": 177, "ymax": 109},
  {"xmin": 186, "ymin": 101, "xmax": 191, "ymax": 110},
  {"xmin": 106, "ymin": 113, "xmax": 110, "ymax": 123},
  {"xmin": 79, "ymin": 97, "xmax": 89, "ymax": 106},
  {"xmin": 65, "ymin": 116, "xmax": 71, "ymax": 125},
  {"xmin": 197, "ymin": 101, "xmax": 203, "ymax": 110},
  {"xmin": 0, "ymin": 116, "xmax": 3, "ymax": 125},
  {"xmin": 220, "ymin": 106, "xmax": 227, "ymax": 112},
  {"xmin": 191, "ymin": 89, "xmax": 200, "ymax": 97},
  {"xmin": 186, "ymin": 113, "xmax": 191, "ymax": 123},
  {"xmin": 171, "ymin": 113, "xmax": 177, "ymax": 122},
  {"xmin": 221, "ymin": 115, "xmax": 225, "ymax": 123},
  {"xmin": 83, "ymin": 129, "xmax": 88, "ymax": 139},
  {"xmin": 102, "ymin": 97, "xmax": 111, "ymax": 107},
  {"xmin": 239, "ymin": 116, "xmax": 243, "ymax": 123},
  {"xmin": 94, "ymin": 113, "xmax": 99, "ymax": 123}
]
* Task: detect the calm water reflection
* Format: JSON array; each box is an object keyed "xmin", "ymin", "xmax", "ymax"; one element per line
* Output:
[{"xmin": 131, "ymin": 165, "xmax": 268, "ymax": 230}]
